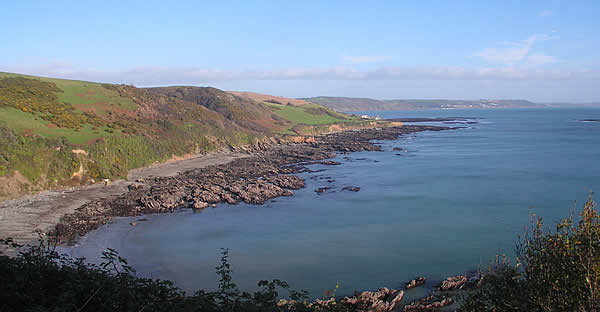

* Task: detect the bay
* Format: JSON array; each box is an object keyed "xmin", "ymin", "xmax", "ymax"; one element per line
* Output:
[{"xmin": 62, "ymin": 108, "xmax": 600, "ymax": 298}]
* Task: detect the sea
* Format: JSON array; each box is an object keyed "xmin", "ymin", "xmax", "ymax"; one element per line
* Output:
[{"xmin": 61, "ymin": 108, "xmax": 600, "ymax": 299}]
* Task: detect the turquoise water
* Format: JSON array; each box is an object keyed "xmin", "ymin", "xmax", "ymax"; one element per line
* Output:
[{"xmin": 65, "ymin": 108, "xmax": 600, "ymax": 298}]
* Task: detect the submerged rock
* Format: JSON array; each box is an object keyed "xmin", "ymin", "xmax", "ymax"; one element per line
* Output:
[
  {"xmin": 405, "ymin": 276, "xmax": 426, "ymax": 289},
  {"xmin": 314, "ymin": 187, "xmax": 331, "ymax": 194},
  {"xmin": 342, "ymin": 186, "xmax": 361, "ymax": 192},
  {"xmin": 320, "ymin": 160, "xmax": 341, "ymax": 165}
]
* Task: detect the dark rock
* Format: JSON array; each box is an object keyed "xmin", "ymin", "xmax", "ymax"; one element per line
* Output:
[
  {"xmin": 315, "ymin": 187, "xmax": 331, "ymax": 194},
  {"xmin": 51, "ymin": 124, "xmax": 453, "ymax": 243},
  {"xmin": 405, "ymin": 276, "xmax": 426, "ymax": 289},
  {"xmin": 319, "ymin": 160, "xmax": 341, "ymax": 165},
  {"xmin": 265, "ymin": 175, "xmax": 305, "ymax": 189},
  {"xmin": 402, "ymin": 295, "xmax": 453, "ymax": 311},
  {"xmin": 392, "ymin": 147, "xmax": 403, "ymax": 151},
  {"xmin": 342, "ymin": 186, "xmax": 360, "ymax": 192}
]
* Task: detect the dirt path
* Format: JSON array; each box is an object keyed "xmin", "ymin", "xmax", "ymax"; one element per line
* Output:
[{"xmin": 0, "ymin": 152, "xmax": 249, "ymax": 245}]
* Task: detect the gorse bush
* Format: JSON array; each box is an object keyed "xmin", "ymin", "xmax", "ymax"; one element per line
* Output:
[
  {"xmin": 460, "ymin": 196, "xmax": 600, "ymax": 311},
  {"xmin": 0, "ymin": 77, "xmax": 105, "ymax": 129}
]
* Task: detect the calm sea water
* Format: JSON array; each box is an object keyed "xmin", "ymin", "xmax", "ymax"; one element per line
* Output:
[{"xmin": 63, "ymin": 108, "xmax": 600, "ymax": 298}]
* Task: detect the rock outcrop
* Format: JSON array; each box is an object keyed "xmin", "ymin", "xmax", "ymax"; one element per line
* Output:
[
  {"xmin": 405, "ymin": 276, "xmax": 426, "ymax": 289},
  {"xmin": 439, "ymin": 275, "xmax": 468, "ymax": 291},
  {"xmin": 343, "ymin": 288, "xmax": 405, "ymax": 312}
]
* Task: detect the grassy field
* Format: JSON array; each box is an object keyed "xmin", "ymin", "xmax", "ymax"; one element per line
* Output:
[
  {"xmin": 265, "ymin": 102, "xmax": 358, "ymax": 134},
  {"xmin": 0, "ymin": 72, "xmax": 135, "ymax": 144},
  {"xmin": 0, "ymin": 107, "xmax": 122, "ymax": 144},
  {"xmin": 0, "ymin": 72, "xmax": 136, "ymax": 117}
]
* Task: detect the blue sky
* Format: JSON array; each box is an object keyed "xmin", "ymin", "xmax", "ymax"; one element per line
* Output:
[{"xmin": 1, "ymin": 0, "xmax": 599, "ymax": 102}]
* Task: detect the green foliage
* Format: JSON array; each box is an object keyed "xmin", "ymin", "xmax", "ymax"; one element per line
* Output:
[
  {"xmin": 0, "ymin": 77, "xmax": 62, "ymax": 112},
  {"xmin": 0, "ymin": 239, "xmax": 353, "ymax": 312},
  {"xmin": 0, "ymin": 72, "xmax": 359, "ymax": 198},
  {"xmin": 265, "ymin": 102, "xmax": 349, "ymax": 126},
  {"xmin": 0, "ymin": 237, "xmax": 183, "ymax": 312},
  {"xmin": 85, "ymin": 126, "xmax": 221, "ymax": 179},
  {"xmin": 460, "ymin": 195, "xmax": 600, "ymax": 311},
  {"xmin": 0, "ymin": 126, "xmax": 79, "ymax": 185},
  {"xmin": 0, "ymin": 108, "xmax": 121, "ymax": 144},
  {"xmin": 0, "ymin": 77, "xmax": 105, "ymax": 130}
]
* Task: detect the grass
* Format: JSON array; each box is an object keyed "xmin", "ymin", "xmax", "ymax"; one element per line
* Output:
[
  {"xmin": 265, "ymin": 102, "xmax": 361, "ymax": 134},
  {"xmin": 265, "ymin": 102, "xmax": 344, "ymax": 125},
  {"xmin": 0, "ymin": 72, "xmax": 132, "ymax": 144},
  {"xmin": 0, "ymin": 72, "xmax": 136, "ymax": 117},
  {"xmin": 0, "ymin": 107, "xmax": 121, "ymax": 144},
  {"xmin": 0, "ymin": 71, "xmax": 366, "ymax": 198}
]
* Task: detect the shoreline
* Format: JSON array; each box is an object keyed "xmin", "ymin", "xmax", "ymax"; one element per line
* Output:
[
  {"xmin": 52, "ymin": 125, "xmax": 451, "ymax": 244},
  {"xmin": 7, "ymin": 124, "xmax": 481, "ymax": 310},
  {"xmin": 0, "ymin": 151, "xmax": 250, "ymax": 246},
  {"xmin": 0, "ymin": 125, "xmax": 453, "ymax": 248}
]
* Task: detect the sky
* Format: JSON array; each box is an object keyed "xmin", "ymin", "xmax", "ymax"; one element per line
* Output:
[{"xmin": 1, "ymin": 0, "xmax": 599, "ymax": 102}]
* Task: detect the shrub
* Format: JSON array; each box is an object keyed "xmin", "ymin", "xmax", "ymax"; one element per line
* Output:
[
  {"xmin": 460, "ymin": 195, "xmax": 600, "ymax": 311},
  {"xmin": 0, "ymin": 77, "xmax": 105, "ymax": 129},
  {"xmin": 0, "ymin": 240, "xmax": 351, "ymax": 312}
]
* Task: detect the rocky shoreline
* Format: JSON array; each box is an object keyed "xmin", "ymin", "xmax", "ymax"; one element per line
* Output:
[
  {"xmin": 277, "ymin": 273, "xmax": 481, "ymax": 312},
  {"xmin": 53, "ymin": 125, "xmax": 451, "ymax": 244},
  {"xmin": 50, "ymin": 123, "xmax": 485, "ymax": 311}
]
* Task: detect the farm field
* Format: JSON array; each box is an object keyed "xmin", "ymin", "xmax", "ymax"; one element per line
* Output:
[{"xmin": 265, "ymin": 102, "xmax": 358, "ymax": 134}]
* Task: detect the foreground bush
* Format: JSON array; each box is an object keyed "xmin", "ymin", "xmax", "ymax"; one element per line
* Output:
[
  {"xmin": 0, "ymin": 240, "xmax": 354, "ymax": 312},
  {"xmin": 460, "ymin": 196, "xmax": 600, "ymax": 311}
]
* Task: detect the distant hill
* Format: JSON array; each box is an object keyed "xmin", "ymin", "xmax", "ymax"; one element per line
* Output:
[
  {"xmin": 542, "ymin": 102, "xmax": 600, "ymax": 108},
  {"xmin": 302, "ymin": 96, "xmax": 545, "ymax": 111},
  {"xmin": 0, "ymin": 73, "xmax": 361, "ymax": 199},
  {"xmin": 228, "ymin": 91, "xmax": 311, "ymax": 107}
]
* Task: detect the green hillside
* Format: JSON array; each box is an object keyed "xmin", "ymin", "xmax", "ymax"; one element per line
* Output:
[
  {"xmin": 0, "ymin": 73, "xmax": 365, "ymax": 199},
  {"xmin": 146, "ymin": 86, "xmax": 356, "ymax": 134}
]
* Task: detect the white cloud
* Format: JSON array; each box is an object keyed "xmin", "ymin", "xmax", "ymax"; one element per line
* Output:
[
  {"xmin": 525, "ymin": 53, "xmax": 558, "ymax": 66},
  {"xmin": 1, "ymin": 63, "xmax": 599, "ymax": 86},
  {"xmin": 342, "ymin": 56, "xmax": 389, "ymax": 64},
  {"xmin": 540, "ymin": 9, "xmax": 553, "ymax": 17},
  {"xmin": 474, "ymin": 34, "xmax": 556, "ymax": 66}
]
